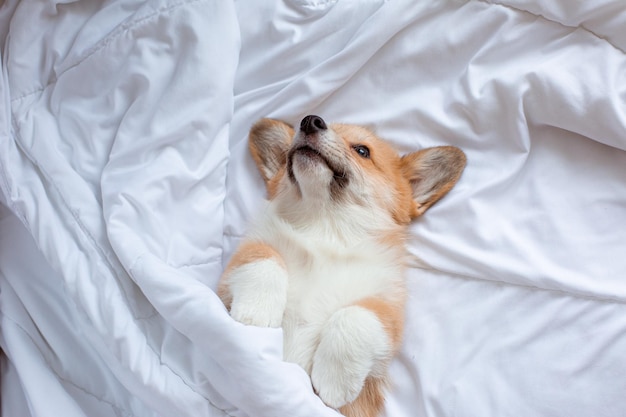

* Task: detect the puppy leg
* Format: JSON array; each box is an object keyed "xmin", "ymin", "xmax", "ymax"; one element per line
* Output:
[
  {"xmin": 218, "ymin": 241, "xmax": 288, "ymax": 328},
  {"xmin": 311, "ymin": 299, "xmax": 401, "ymax": 409}
]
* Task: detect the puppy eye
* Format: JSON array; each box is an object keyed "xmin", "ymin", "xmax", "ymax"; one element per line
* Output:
[{"xmin": 353, "ymin": 145, "xmax": 370, "ymax": 159}]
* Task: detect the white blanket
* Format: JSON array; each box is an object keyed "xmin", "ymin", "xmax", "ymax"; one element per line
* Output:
[{"xmin": 1, "ymin": 1, "xmax": 625, "ymax": 416}]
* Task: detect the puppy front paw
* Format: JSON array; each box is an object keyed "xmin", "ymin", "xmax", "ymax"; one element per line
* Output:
[
  {"xmin": 224, "ymin": 256, "xmax": 288, "ymax": 328},
  {"xmin": 230, "ymin": 298, "xmax": 284, "ymax": 328},
  {"xmin": 311, "ymin": 355, "xmax": 364, "ymax": 408},
  {"xmin": 310, "ymin": 306, "xmax": 393, "ymax": 408}
]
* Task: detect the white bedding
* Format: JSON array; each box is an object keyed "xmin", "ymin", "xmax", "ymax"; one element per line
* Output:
[{"xmin": 1, "ymin": 1, "xmax": 625, "ymax": 416}]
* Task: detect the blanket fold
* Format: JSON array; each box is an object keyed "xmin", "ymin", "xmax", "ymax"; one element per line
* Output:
[{"xmin": 1, "ymin": 1, "xmax": 625, "ymax": 416}]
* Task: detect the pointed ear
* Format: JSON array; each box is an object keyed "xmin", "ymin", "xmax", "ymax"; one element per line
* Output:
[
  {"xmin": 400, "ymin": 146, "xmax": 467, "ymax": 217},
  {"xmin": 248, "ymin": 118, "xmax": 294, "ymax": 184}
]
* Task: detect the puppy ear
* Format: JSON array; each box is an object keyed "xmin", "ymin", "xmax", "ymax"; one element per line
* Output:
[
  {"xmin": 400, "ymin": 146, "xmax": 466, "ymax": 217},
  {"xmin": 248, "ymin": 118, "xmax": 294, "ymax": 184}
]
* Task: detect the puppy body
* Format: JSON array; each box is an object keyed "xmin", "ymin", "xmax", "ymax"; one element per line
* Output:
[{"xmin": 219, "ymin": 116, "xmax": 466, "ymax": 417}]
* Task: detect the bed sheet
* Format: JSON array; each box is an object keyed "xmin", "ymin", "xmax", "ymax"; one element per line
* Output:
[{"xmin": 1, "ymin": 1, "xmax": 626, "ymax": 417}]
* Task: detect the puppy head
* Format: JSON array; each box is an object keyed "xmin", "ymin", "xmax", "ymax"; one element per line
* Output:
[{"xmin": 249, "ymin": 115, "xmax": 466, "ymax": 225}]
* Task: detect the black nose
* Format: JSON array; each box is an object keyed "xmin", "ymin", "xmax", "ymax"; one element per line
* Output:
[{"xmin": 300, "ymin": 115, "xmax": 327, "ymax": 135}]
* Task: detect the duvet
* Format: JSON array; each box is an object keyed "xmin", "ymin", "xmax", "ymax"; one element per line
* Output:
[{"xmin": 1, "ymin": 1, "xmax": 626, "ymax": 416}]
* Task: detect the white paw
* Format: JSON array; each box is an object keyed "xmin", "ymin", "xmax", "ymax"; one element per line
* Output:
[
  {"xmin": 227, "ymin": 259, "xmax": 287, "ymax": 328},
  {"xmin": 230, "ymin": 298, "xmax": 284, "ymax": 328},
  {"xmin": 310, "ymin": 306, "xmax": 392, "ymax": 408},
  {"xmin": 311, "ymin": 355, "xmax": 365, "ymax": 408}
]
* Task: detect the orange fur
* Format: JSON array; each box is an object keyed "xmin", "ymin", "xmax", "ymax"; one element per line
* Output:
[
  {"xmin": 266, "ymin": 165, "xmax": 287, "ymax": 199},
  {"xmin": 226, "ymin": 241, "xmax": 284, "ymax": 272},
  {"xmin": 340, "ymin": 377, "xmax": 387, "ymax": 417},
  {"xmin": 401, "ymin": 146, "xmax": 467, "ymax": 216},
  {"xmin": 356, "ymin": 297, "xmax": 405, "ymax": 349},
  {"xmin": 248, "ymin": 119, "xmax": 293, "ymax": 186}
]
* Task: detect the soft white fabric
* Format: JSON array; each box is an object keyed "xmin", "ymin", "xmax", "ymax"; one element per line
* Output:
[{"xmin": 1, "ymin": 0, "xmax": 625, "ymax": 416}]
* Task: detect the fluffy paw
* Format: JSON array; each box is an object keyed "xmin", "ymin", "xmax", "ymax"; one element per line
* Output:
[
  {"xmin": 311, "ymin": 356, "xmax": 365, "ymax": 408},
  {"xmin": 230, "ymin": 298, "xmax": 284, "ymax": 328},
  {"xmin": 226, "ymin": 258, "xmax": 288, "ymax": 328},
  {"xmin": 310, "ymin": 306, "xmax": 392, "ymax": 408}
]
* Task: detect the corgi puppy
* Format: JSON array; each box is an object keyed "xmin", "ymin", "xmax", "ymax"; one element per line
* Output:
[{"xmin": 218, "ymin": 115, "xmax": 466, "ymax": 417}]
